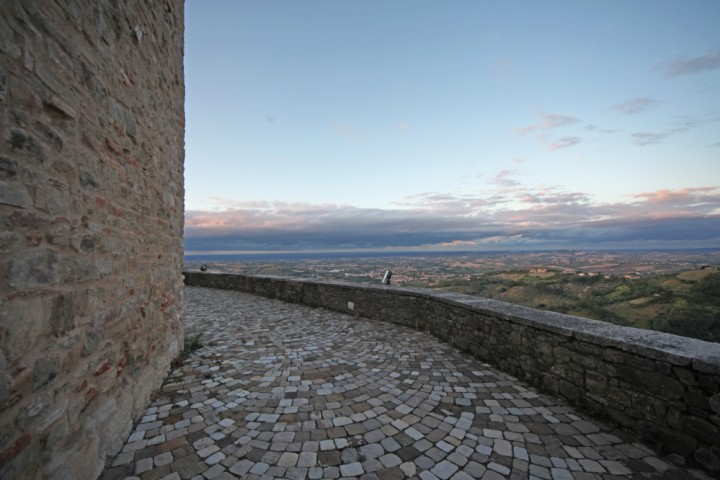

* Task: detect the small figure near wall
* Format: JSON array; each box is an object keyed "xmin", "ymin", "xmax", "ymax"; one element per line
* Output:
[
  {"xmin": 200, "ymin": 264, "xmax": 208, "ymax": 272},
  {"xmin": 382, "ymin": 270, "xmax": 392, "ymax": 285}
]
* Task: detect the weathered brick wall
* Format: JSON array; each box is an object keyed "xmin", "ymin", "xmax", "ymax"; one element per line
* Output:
[
  {"xmin": 0, "ymin": 2, "xmax": 184, "ymax": 478},
  {"xmin": 184, "ymin": 272, "xmax": 720, "ymax": 472}
]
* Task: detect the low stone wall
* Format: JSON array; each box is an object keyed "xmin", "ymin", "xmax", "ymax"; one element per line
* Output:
[{"xmin": 184, "ymin": 271, "xmax": 720, "ymax": 472}]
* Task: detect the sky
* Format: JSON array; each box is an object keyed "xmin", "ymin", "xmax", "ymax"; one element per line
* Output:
[{"xmin": 184, "ymin": 1, "xmax": 720, "ymax": 254}]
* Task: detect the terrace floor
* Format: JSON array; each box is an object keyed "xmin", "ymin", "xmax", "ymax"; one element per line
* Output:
[{"xmin": 100, "ymin": 287, "xmax": 710, "ymax": 480}]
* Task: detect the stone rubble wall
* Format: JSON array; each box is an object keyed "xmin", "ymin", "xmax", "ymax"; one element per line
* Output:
[
  {"xmin": 184, "ymin": 271, "xmax": 720, "ymax": 472},
  {"xmin": 0, "ymin": 2, "xmax": 185, "ymax": 478}
]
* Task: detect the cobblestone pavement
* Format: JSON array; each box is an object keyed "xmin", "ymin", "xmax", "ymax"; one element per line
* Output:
[{"xmin": 101, "ymin": 287, "xmax": 712, "ymax": 480}]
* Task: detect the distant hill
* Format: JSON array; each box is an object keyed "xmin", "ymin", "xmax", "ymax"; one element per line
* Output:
[{"xmin": 431, "ymin": 269, "xmax": 720, "ymax": 343}]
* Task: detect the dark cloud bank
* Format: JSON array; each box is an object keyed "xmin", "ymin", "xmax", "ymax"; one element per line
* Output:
[{"xmin": 185, "ymin": 187, "xmax": 720, "ymax": 253}]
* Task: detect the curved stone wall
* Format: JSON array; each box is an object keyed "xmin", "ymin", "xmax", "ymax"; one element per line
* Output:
[
  {"xmin": 184, "ymin": 271, "xmax": 720, "ymax": 472},
  {"xmin": 0, "ymin": 2, "xmax": 185, "ymax": 478}
]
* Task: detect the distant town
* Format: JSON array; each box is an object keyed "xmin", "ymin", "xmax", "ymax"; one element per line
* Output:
[{"xmin": 185, "ymin": 249, "xmax": 720, "ymax": 343}]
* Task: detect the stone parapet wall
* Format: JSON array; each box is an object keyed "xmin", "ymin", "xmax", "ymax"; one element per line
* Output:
[
  {"xmin": 0, "ymin": 2, "xmax": 185, "ymax": 478},
  {"xmin": 184, "ymin": 271, "xmax": 720, "ymax": 472}
]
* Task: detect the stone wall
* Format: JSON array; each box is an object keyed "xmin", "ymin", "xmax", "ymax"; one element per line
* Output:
[
  {"xmin": 0, "ymin": 2, "xmax": 185, "ymax": 478},
  {"xmin": 184, "ymin": 272, "xmax": 720, "ymax": 472}
]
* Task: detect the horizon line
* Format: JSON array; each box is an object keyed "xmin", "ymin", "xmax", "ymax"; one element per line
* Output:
[{"xmin": 184, "ymin": 246, "xmax": 720, "ymax": 256}]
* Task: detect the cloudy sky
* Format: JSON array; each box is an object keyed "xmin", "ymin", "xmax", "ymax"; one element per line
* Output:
[{"xmin": 184, "ymin": 1, "xmax": 720, "ymax": 254}]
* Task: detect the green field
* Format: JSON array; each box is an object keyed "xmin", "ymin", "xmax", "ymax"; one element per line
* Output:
[{"xmin": 430, "ymin": 269, "xmax": 720, "ymax": 343}]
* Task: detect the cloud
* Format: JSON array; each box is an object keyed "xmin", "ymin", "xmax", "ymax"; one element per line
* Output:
[
  {"xmin": 632, "ymin": 131, "xmax": 670, "ymax": 146},
  {"xmin": 491, "ymin": 169, "xmax": 521, "ymax": 187},
  {"xmin": 632, "ymin": 187, "xmax": 720, "ymax": 206},
  {"xmin": 516, "ymin": 112, "xmax": 581, "ymax": 135},
  {"xmin": 656, "ymin": 50, "xmax": 720, "ymax": 78},
  {"xmin": 612, "ymin": 97, "xmax": 661, "ymax": 114},
  {"xmin": 335, "ymin": 122, "xmax": 367, "ymax": 139},
  {"xmin": 185, "ymin": 184, "xmax": 720, "ymax": 253},
  {"xmin": 630, "ymin": 113, "xmax": 720, "ymax": 146},
  {"xmin": 516, "ymin": 113, "xmax": 584, "ymax": 151},
  {"xmin": 548, "ymin": 136, "xmax": 581, "ymax": 150}
]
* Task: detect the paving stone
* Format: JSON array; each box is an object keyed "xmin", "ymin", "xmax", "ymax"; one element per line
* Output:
[
  {"xmin": 298, "ymin": 451, "xmax": 317, "ymax": 467},
  {"xmin": 419, "ymin": 471, "xmax": 440, "ymax": 480},
  {"xmin": 341, "ymin": 461, "xmax": 364, "ymax": 476},
  {"xmin": 379, "ymin": 453, "xmax": 402, "ymax": 468},
  {"xmin": 450, "ymin": 471, "xmax": 474, "ymax": 480},
  {"xmin": 600, "ymin": 459, "xmax": 632, "ymax": 475},
  {"xmin": 318, "ymin": 450, "xmax": 341, "ymax": 466},
  {"xmin": 204, "ymin": 451, "xmax": 225, "ymax": 465},
  {"xmin": 278, "ymin": 452, "xmax": 299, "ymax": 467},
  {"xmin": 363, "ymin": 457, "xmax": 384, "ymax": 473},
  {"xmin": 464, "ymin": 460, "xmax": 486, "ymax": 477},
  {"xmin": 530, "ymin": 463, "xmax": 552, "ymax": 479},
  {"xmin": 381, "ymin": 437, "xmax": 402, "ymax": 453},
  {"xmin": 249, "ymin": 462, "xmax": 269, "ymax": 474},
  {"xmin": 487, "ymin": 461, "xmax": 511, "ymax": 475},
  {"xmin": 431, "ymin": 459, "xmax": 459, "ymax": 479},
  {"xmin": 493, "ymin": 438, "xmax": 512, "ymax": 456},
  {"xmin": 154, "ymin": 452, "xmax": 173, "ymax": 467},
  {"xmin": 101, "ymin": 287, "xmax": 706, "ymax": 480},
  {"xmin": 550, "ymin": 467, "xmax": 574, "ymax": 480},
  {"xmin": 228, "ymin": 459, "xmax": 254, "ymax": 475},
  {"xmin": 135, "ymin": 457, "xmax": 153, "ymax": 475},
  {"xmin": 308, "ymin": 466, "xmax": 324, "ymax": 479}
]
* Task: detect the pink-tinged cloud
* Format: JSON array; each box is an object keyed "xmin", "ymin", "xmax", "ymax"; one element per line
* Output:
[
  {"xmin": 185, "ymin": 183, "xmax": 720, "ymax": 252},
  {"xmin": 516, "ymin": 112, "xmax": 581, "ymax": 134},
  {"xmin": 657, "ymin": 50, "xmax": 720, "ymax": 78},
  {"xmin": 612, "ymin": 97, "xmax": 661, "ymax": 114},
  {"xmin": 548, "ymin": 136, "xmax": 581, "ymax": 150},
  {"xmin": 632, "ymin": 187, "xmax": 720, "ymax": 205}
]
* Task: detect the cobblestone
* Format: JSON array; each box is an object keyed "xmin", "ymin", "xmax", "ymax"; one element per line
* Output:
[{"xmin": 101, "ymin": 287, "xmax": 713, "ymax": 479}]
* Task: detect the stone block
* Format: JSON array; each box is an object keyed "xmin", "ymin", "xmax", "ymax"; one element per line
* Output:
[
  {"xmin": 33, "ymin": 354, "xmax": 61, "ymax": 391},
  {"xmin": 4, "ymin": 128, "xmax": 46, "ymax": 161},
  {"xmin": 45, "ymin": 220, "xmax": 70, "ymax": 245},
  {"xmin": 17, "ymin": 394, "xmax": 51, "ymax": 430},
  {"xmin": 684, "ymin": 416, "xmax": 720, "ymax": 446},
  {"xmin": 666, "ymin": 408, "xmax": 687, "ymax": 431},
  {"xmin": 616, "ymin": 365, "xmax": 644, "ymax": 385},
  {"xmin": 710, "ymin": 393, "xmax": 720, "ymax": 414},
  {"xmin": 585, "ymin": 371, "xmax": 607, "ymax": 395},
  {"xmin": 0, "ymin": 295, "xmax": 51, "ymax": 362},
  {"xmin": 0, "ymin": 179, "xmax": 32, "ymax": 208},
  {"xmin": 0, "ymin": 157, "xmax": 19, "ymax": 179},
  {"xmin": 694, "ymin": 445, "xmax": 720, "ymax": 471},
  {"xmin": 684, "ymin": 389, "xmax": 710, "ymax": 411},
  {"xmin": 0, "ymin": 231, "xmax": 21, "ymax": 252},
  {"xmin": 558, "ymin": 380, "xmax": 582, "ymax": 402},
  {"xmin": 0, "ymin": 358, "xmax": 9, "ymax": 407},
  {"xmin": 50, "ymin": 293, "xmax": 75, "ymax": 337},
  {"xmin": 698, "ymin": 374, "xmax": 719, "ymax": 395},
  {"xmin": 7, "ymin": 247, "xmax": 59, "ymax": 290},
  {"xmin": 643, "ymin": 373, "xmax": 685, "ymax": 401},
  {"xmin": 638, "ymin": 421, "xmax": 697, "ymax": 457}
]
